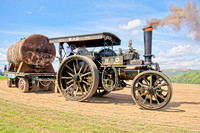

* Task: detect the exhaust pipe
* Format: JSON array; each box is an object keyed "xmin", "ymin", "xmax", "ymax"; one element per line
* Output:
[{"xmin": 143, "ymin": 27, "xmax": 153, "ymax": 65}]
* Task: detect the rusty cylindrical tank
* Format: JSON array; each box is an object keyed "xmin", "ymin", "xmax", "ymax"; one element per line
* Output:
[{"xmin": 7, "ymin": 34, "xmax": 56, "ymax": 69}]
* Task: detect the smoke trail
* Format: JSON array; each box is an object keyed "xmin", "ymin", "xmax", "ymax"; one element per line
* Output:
[{"xmin": 145, "ymin": 0, "xmax": 200, "ymax": 41}]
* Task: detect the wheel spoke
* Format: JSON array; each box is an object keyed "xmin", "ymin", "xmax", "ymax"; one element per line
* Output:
[
  {"xmin": 71, "ymin": 83, "xmax": 77, "ymax": 95},
  {"xmin": 156, "ymin": 93, "xmax": 166, "ymax": 100},
  {"xmin": 66, "ymin": 79, "xmax": 74, "ymax": 85},
  {"xmin": 156, "ymin": 89, "xmax": 168, "ymax": 92},
  {"xmin": 77, "ymin": 82, "xmax": 84, "ymax": 95},
  {"xmin": 65, "ymin": 64, "xmax": 74, "ymax": 73},
  {"xmin": 66, "ymin": 83, "xmax": 74, "ymax": 92},
  {"xmin": 78, "ymin": 62, "xmax": 84, "ymax": 75},
  {"xmin": 61, "ymin": 77, "xmax": 72, "ymax": 80},
  {"xmin": 143, "ymin": 95, "xmax": 148, "ymax": 104},
  {"xmin": 73, "ymin": 62, "xmax": 77, "ymax": 74},
  {"xmin": 136, "ymin": 87, "xmax": 146, "ymax": 91},
  {"xmin": 150, "ymin": 75, "xmax": 153, "ymax": 87},
  {"xmin": 84, "ymin": 76, "xmax": 92, "ymax": 80},
  {"xmin": 154, "ymin": 82, "xmax": 167, "ymax": 90},
  {"xmin": 143, "ymin": 77, "xmax": 150, "ymax": 86},
  {"xmin": 83, "ymin": 65, "xmax": 88, "ymax": 73},
  {"xmin": 150, "ymin": 94, "xmax": 153, "ymax": 107},
  {"xmin": 76, "ymin": 59, "xmax": 80, "ymax": 70},
  {"xmin": 67, "ymin": 72, "xmax": 74, "ymax": 77},
  {"xmin": 136, "ymin": 92, "xmax": 148, "ymax": 99},
  {"xmin": 82, "ymin": 80, "xmax": 91, "ymax": 86},
  {"xmin": 83, "ymin": 84, "xmax": 87, "ymax": 92},
  {"xmin": 74, "ymin": 86, "xmax": 79, "ymax": 96},
  {"xmin": 138, "ymin": 82, "xmax": 148, "ymax": 89},
  {"xmin": 81, "ymin": 72, "xmax": 92, "ymax": 77},
  {"xmin": 153, "ymin": 76, "xmax": 159, "ymax": 87},
  {"xmin": 154, "ymin": 94, "xmax": 160, "ymax": 105}
]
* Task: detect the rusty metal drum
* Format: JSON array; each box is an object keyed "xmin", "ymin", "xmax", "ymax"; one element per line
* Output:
[{"xmin": 7, "ymin": 34, "xmax": 56, "ymax": 69}]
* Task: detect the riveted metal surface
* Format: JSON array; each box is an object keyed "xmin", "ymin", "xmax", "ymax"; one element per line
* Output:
[{"xmin": 7, "ymin": 34, "xmax": 56, "ymax": 69}]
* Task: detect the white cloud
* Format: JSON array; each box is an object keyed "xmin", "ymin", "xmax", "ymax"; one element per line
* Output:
[
  {"xmin": 153, "ymin": 55, "xmax": 200, "ymax": 70},
  {"xmin": 0, "ymin": 48, "xmax": 7, "ymax": 53},
  {"xmin": 26, "ymin": 11, "xmax": 32, "ymax": 14},
  {"xmin": 0, "ymin": 30, "xmax": 31, "ymax": 36},
  {"xmin": 26, "ymin": 5, "xmax": 44, "ymax": 14},
  {"xmin": 159, "ymin": 45, "xmax": 192, "ymax": 57},
  {"xmin": 37, "ymin": 6, "xmax": 44, "ymax": 13},
  {"xmin": 0, "ymin": 52, "xmax": 7, "ymax": 65},
  {"xmin": 192, "ymin": 46, "xmax": 200, "ymax": 55},
  {"xmin": 131, "ymin": 30, "xmax": 139, "ymax": 35},
  {"xmin": 119, "ymin": 19, "xmax": 141, "ymax": 30}
]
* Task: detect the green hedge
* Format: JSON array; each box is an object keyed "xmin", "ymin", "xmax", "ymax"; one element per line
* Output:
[{"xmin": 169, "ymin": 70, "xmax": 200, "ymax": 84}]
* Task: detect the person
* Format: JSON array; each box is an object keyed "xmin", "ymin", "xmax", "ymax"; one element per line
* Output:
[
  {"xmin": 4, "ymin": 65, "xmax": 7, "ymax": 72},
  {"xmin": 66, "ymin": 44, "xmax": 76, "ymax": 57},
  {"xmin": 76, "ymin": 45, "xmax": 90, "ymax": 55}
]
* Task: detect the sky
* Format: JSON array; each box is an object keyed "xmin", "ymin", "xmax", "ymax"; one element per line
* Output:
[{"xmin": 0, "ymin": 0, "xmax": 200, "ymax": 71}]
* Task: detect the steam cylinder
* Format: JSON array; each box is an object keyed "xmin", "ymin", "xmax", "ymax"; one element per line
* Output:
[
  {"xmin": 7, "ymin": 34, "xmax": 56, "ymax": 69},
  {"xmin": 143, "ymin": 27, "xmax": 153, "ymax": 64}
]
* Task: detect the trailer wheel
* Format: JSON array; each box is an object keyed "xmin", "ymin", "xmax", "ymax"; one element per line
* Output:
[
  {"xmin": 18, "ymin": 78, "xmax": 29, "ymax": 93},
  {"xmin": 57, "ymin": 55, "xmax": 99, "ymax": 101},
  {"xmin": 131, "ymin": 71, "xmax": 172, "ymax": 110},
  {"xmin": 7, "ymin": 78, "xmax": 12, "ymax": 87}
]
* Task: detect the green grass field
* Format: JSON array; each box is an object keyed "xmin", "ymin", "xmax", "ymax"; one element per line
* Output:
[
  {"xmin": 0, "ymin": 98, "xmax": 193, "ymax": 133},
  {"xmin": 170, "ymin": 70, "xmax": 200, "ymax": 84},
  {"xmin": 0, "ymin": 76, "xmax": 7, "ymax": 80}
]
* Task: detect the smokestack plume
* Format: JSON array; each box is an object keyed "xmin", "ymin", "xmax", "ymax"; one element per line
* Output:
[
  {"xmin": 143, "ymin": 27, "xmax": 153, "ymax": 64},
  {"xmin": 144, "ymin": 0, "xmax": 200, "ymax": 41}
]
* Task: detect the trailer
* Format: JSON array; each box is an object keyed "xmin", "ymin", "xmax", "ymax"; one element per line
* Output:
[{"xmin": 6, "ymin": 34, "xmax": 56, "ymax": 92}]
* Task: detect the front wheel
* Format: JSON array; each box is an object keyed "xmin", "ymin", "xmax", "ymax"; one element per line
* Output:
[{"xmin": 131, "ymin": 71, "xmax": 172, "ymax": 110}]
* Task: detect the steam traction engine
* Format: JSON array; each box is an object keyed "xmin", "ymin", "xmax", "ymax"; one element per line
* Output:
[{"xmin": 50, "ymin": 27, "xmax": 172, "ymax": 110}]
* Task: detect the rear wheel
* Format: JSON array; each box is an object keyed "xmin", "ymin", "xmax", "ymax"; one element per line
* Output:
[
  {"xmin": 7, "ymin": 78, "xmax": 12, "ymax": 87},
  {"xmin": 57, "ymin": 55, "xmax": 99, "ymax": 101},
  {"xmin": 18, "ymin": 77, "xmax": 29, "ymax": 93}
]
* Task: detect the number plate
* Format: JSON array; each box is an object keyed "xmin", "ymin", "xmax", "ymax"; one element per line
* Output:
[{"xmin": 102, "ymin": 56, "xmax": 123, "ymax": 65}]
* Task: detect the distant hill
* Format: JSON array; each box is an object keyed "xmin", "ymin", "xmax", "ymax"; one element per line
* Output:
[
  {"xmin": 162, "ymin": 68, "xmax": 191, "ymax": 76},
  {"xmin": 169, "ymin": 70, "xmax": 200, "ymax": 84}
]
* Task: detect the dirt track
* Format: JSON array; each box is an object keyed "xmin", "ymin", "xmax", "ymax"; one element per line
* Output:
[{"xmin": 0, "ymin": 80, "xmax": 200, "ymax": 132}]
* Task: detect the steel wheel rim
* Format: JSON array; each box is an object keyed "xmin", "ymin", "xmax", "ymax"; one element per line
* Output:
[
  {"xmin": 19, "ymin": 79, "xmax": 25, "ymax": 91},
  {"xmin": 102, "ymin": 66, "xmax": 118, "ymax": 91},
  {"xmin": 131, "ymin": 71, "xmax": 172, "ymax": 110},
  {"xmin": 58, "ymin": 56, "xmax": 96, "ymax": 101}
]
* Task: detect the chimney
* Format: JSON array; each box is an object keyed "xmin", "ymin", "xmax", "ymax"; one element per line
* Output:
[{"xmin": 143, "ymin": 27, "xmax": 153, "ymax": 65}]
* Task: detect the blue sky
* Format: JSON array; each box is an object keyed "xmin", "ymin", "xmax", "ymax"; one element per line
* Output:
[{"xmin": 0, "ymin": 0, "xmax": 200, "ymax": 71}]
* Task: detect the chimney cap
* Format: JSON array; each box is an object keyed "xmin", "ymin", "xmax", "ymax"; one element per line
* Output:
[{"xmin": 143, "ymin": 27, "xmax": 153, "ymax": 31}]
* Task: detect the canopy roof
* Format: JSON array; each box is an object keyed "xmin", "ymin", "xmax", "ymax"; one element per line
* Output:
[{"xmin": 49, "ymin": 32, "xmax": 121, "ymax": 48}]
